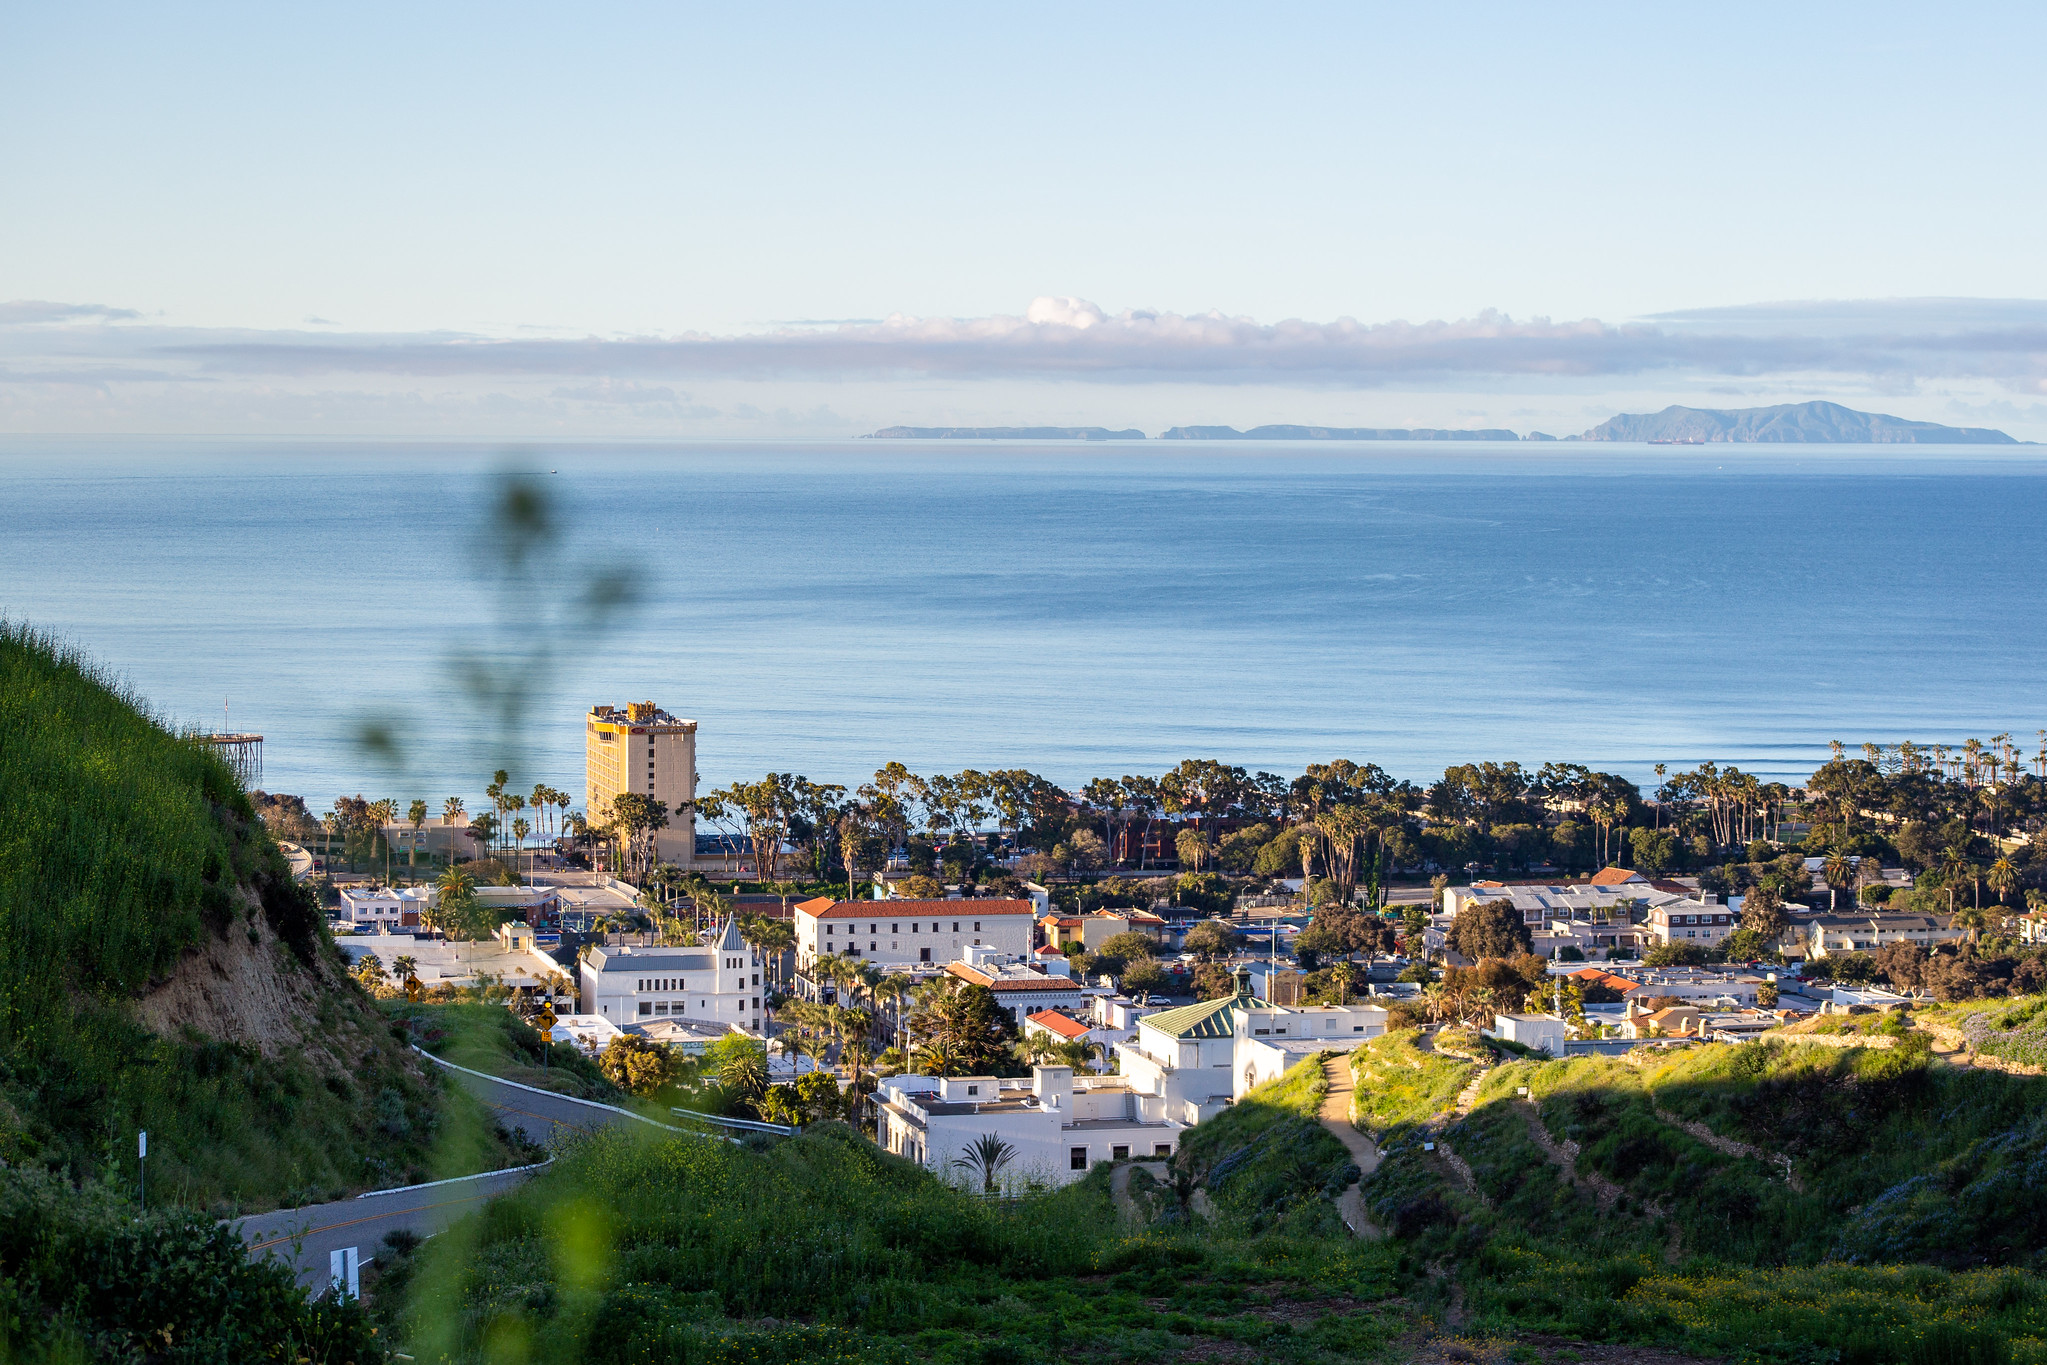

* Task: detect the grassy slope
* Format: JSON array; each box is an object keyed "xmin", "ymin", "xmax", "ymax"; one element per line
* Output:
[
  {"xmin": 1356, "ymin": 1026, "xmax": 2047, "ymax": 1362},
  {"xmin": 392, "ymin": 1023, "xmax": 2047, "ymax": 1364},
  {"xmin": 0, "ymin": 625, "xmax": 524, "ymax": 1212},
  {"xmin": 1174, "ymin": 1051, "xmax": 1355, "ymax": 1232},
  {"xmin": 382, "ymin": 1061, "xmax": 1413, "ymax": 1364},
  {"xmin": 395, "ymin": 1000, "xmax": 621, "ymax": 1101}
]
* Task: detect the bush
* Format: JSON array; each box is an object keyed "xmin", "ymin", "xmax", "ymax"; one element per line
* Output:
[
  {"xmin": 0, "ymin": 1165, "xmax": 380, "ymax": 1362},
  {"xmin": 599, "ymin": 1034, "xmax": 674, "ymax": 1095},
  {"xmin": 1645, "ymin": 941, "xmax": 1707, "ymax": 967}
]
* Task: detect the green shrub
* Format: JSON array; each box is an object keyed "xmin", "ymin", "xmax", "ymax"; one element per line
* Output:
[{"xmin": 0, "ymin": 1164, "xmax": 380, "ymax": 1362}]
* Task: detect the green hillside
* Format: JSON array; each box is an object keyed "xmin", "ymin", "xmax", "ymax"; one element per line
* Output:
[
  {"xmin": 374, "ymin": 1077, "xmax": 1403, "ymax": 1364},
  {"xmin": 1351, "ymin": 1025, "xmax": 2047, "ymax": 1360},
  {"xmin": 0, "ymin": 623, "xmax": 519, "ymax": 1210},
  {"xmin": 380, "ymin": 1023, "xmax": 2047, "ymax": 1364}
]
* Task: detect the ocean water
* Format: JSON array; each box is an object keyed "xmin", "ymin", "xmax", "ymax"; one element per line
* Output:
[{"xmin": 4, "ymin": 436, "xmax": 2044, "ymax": 812}]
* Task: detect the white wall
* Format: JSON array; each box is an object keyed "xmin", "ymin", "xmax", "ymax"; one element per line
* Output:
[{"xmin": 797, "ymin": 908, "xmax": 1033, "ymax": 976}]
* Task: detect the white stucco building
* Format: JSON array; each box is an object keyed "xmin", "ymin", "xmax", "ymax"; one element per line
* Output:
[
  {"xmin": 875, "ymin": 970, "xmax": 1388, "ymax": 1186},
  {"xmin": 1487, "ymin": 1012, "xmax": 1568, "ymax": 1055},
  {"xmin": 792, "ymin": 897, "xmax": 1034, "ymax": 994},
  {"xmin": 336, "ymin": 886, "xmax": 435, "ymax": 932},
  {"xmin": 1113, "ymin": 969, "xmax": 1388, "ymax": 1125},
  {"xmin": 874, "ymin": 1066, "xmax": 1186, "ymax": 1188},
  {"xmin": 578, "ymin": 917, "xmax": 763, "ymax": 1031}
]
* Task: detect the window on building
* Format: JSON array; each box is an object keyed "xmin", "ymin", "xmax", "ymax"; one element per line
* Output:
[
  {"xmin": 638, "ymin": 1002, "xmax": 651, "ymax": 1016},
  {"xmin": 920, "ymin": 947, "xmax": 931, "ymax": 962},
  {"xmin": 1112, "ymin": 1145, "xmax": 1129, "ymax": 1161},
  {"xmin": 891, "ymin": 923, "xmax": 898, "ymax": 933},
  {"xmin": 1154, "ymin": 1143, "xmax": 1172, "ymax": 1158},
  {"xmin": 953, "ymin": 922, "xmax": 960, "ymax": 932},
  {"xmin": 974, "ymin": 922, "xmax": 981, "ymax": 932},
  {"xmin": 1070, "ymin": 1146, "xmax": 1089, "ymax": 1171},
  {"xmin": 966, "ymin": 1084, "xmax": 979, "ymax": 1095}
]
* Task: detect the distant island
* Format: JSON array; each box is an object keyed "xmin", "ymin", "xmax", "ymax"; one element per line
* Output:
[
  {"xmin": 866, "ymin": 426, "xmax": 1145, "ymax": 441},
  {"xmin": 1160, "ymin": 424, "xmax": 1524, "ymax": 441},
  {"xmin": 1576, "ymin": 401, "xmax": 2017, "ymax": 444},
  {"xmin": 865, "ymin": 402, "xmax": 2021, "ymax": 445}
]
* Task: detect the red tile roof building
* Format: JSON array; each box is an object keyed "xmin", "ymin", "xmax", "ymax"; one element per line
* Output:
[{"xmin": 791, "ymin": 899, "xmax": 1034, "ymax": 996}]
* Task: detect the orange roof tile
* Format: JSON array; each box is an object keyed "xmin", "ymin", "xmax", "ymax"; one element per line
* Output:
[
  {"xmin": 1590, "ymin": 867, "xmax": 1647, "ymax": 886},
  {"xmin": 795, "ymin": 899, "xmax": 1035, "ymax": 920},
  {"xmin": 945, "ymin": 962, "xmax": 1081, "ymax": 992},
  {"xmin": 1027, "ymin": 1010, "xmax": 1090, "ymax": 1040}
]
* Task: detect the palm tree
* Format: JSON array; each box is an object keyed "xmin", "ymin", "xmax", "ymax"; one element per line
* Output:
[
  {"xmin": 1050, "ymin": 1037, "xmax": 1105, "ymax": 1073},
  {"xmin": 1823, "ymin": 853, "xmax": 1853, "ymax": 911},
  {"xmin": 1940, "ymin": 845, "xmax": 1971, "ymax": 915},
  {"xmin": 953, "ymin": 1134, "xmax": 1018, "ymax": 1194},
  {"xmin": 367, "ymin": 798, "xmax": 398, "ymax": 881},
  {"xmin": 869, "ymin": 972, "xmax": 913, "ymax": 1052},
  {"xmin": 484, "ymin": 771, "xmax": 507, "ymax": 860},
  {"xmin": 1953, "ymin": 903, "xmax": 1990, "ymax": 944},
  {"xmin": 748, "ymin": 917, "xmax": 796, "ymax": 989},
  {"xmin": 391, "ymin": 953, "xmax": 418, "ymax": 981},
  {"xmin": 407, "ymin": 800, "xmax": 428, "ymax": 869},
  {"xmin": 910, "ymin": 1036, "xmax": 961, "ymax": 1077},
  {"xmin": 1329, "ymin": 959, "xmax": 1357, "ymax": 1005},
  {"xmin": 434, "ymin": 865, "xmax": 476, "ymax": 939},
  {"xmin": 512, "ymin": 817, "xmax": 531, "ymax": 881},
  {"xmin": 1987, "ymin": 856, "xmax": 2018, "ymax": 908},
  {"xmin": 442, "ymin": 797, "xmax": 466, "ymax": 865},
  {"xmin": 531, "ymin": 782, "xmax": 554, "ymax": 848}
]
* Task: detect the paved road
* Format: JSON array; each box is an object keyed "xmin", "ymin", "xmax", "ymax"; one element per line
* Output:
[
  {"xmin": 234, "ymin": 1164, "xmax": 549, "ymax": 1292},
  {"xmin": 235, "ymin": 1055, "xmax": 669, "ymax": 1291},
  {"xmin": 427, "ymin": 1053, "xmax": 672, "ymax": 1147}
]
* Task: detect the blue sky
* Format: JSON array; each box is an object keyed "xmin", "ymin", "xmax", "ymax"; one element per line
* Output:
[{"xmin": 5, "ymin": 2, "xmax": 2047, "ymax": 437}]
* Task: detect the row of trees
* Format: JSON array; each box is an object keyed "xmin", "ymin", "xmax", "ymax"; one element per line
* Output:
[{"xmin": 292, "ymin": 737, "xmax": 2047, "ymax": 919}]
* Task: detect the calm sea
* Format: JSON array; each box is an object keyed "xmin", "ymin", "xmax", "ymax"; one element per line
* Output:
[{"xmin": 4, "ymin": 437, "xmax": 2043, "ymax": 812}]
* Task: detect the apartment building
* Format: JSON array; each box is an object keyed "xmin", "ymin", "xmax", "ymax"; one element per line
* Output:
[
  {"xmin": 1804, "ymin": 913, "xmax": 1961, "ymax": 958},
  {"xmin": 1646, "ymin": 898, "xmax": 1737, "ymax": 949},
  {"xmin": 585, "ymin": 701, "xmax": 697, "ymax": 866}
]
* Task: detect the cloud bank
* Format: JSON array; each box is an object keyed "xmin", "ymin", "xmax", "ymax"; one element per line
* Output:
[
  {"xmin": 2, "ymin": 295, "xmax": 2045, "ymax": 392},
  {"xmin": 3, "ymin": 296, "xmax": 2045, "ymax": 437}
]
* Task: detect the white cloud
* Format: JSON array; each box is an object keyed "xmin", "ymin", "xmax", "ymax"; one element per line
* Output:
[
  {"xmin": 0, "ymin": 300, "xmax": 142, "ymax": 325},
  {"xmin": 4, "ymin": 295, "xmax": 2047, "ymax": 435}
]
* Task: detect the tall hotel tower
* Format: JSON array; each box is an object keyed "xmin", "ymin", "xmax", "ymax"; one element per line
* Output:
[{"xmin": 585, "ymin": 701, "xmax": 698, "ymax": 867}]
